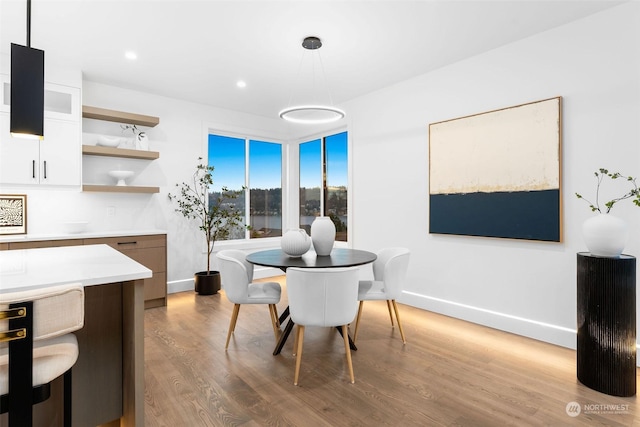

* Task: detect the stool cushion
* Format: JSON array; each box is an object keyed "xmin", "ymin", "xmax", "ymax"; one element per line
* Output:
[
  {"xmin": 0, "ymin": 283, "xmax": 84, "ymax": 341},
  {"xmin": 0, "ymin": 333, "xmax": 79, "ymax": 394}
]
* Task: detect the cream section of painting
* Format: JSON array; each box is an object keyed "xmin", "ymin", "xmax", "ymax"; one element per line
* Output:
[{"xmin": 429, "ymin": 98, "xmax": 560, "ymax": 195}]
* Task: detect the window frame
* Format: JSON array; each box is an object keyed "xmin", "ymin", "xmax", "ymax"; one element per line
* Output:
[
  {"xmin": 295, "ymin": 126, "xmax": 350, "ymax": 247},
  {"xmin": 205, "ymin": 124, "xmax": 288, "ymax": 250}
]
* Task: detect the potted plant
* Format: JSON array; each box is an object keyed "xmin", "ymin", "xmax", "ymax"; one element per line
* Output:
[
  {"xmin": 575, "ymin": 168, "xmax": 640, "ymax": 257},
  {"xmin": 575, "ymin": 168, "xmax": 640, "ymax": 213},
  {"xmin": 168, "ymin": 158, "xmax": 246, "ymax": 295}
]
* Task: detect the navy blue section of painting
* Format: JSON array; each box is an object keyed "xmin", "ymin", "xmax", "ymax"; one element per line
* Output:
[{"xmin": 429, "ymin": 190, "xmax": 560, "ymax": 241}]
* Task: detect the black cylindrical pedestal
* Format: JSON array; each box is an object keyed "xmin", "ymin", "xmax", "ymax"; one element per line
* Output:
[{"xmin": 577, "ymin": 252, "xmax": 636, "ymax": 397}]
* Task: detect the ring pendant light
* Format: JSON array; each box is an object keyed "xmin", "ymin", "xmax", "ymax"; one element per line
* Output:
[{"xmin": 279, "ymin": 36, "xmax": 345, "ymax": 125}]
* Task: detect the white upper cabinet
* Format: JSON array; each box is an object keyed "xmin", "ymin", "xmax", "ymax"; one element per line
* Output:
[
  {"xmin": 0, "ymin": 74, "xmax": 81, "ymax": 187},
  {"xmin": 0, "ymin": 115, "xmax": 81, "ymax": 186},
  {"xmin": 1, "ymin": 75, "xmax": 80, "ymax": 121}
]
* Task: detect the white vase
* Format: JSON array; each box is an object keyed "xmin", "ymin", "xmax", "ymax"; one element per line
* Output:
[
  {"xmin": 281, "ymin": 228, "xmax": 311, "ymax": 257},
  {"xmin": 310, "ymin": 216, "xmax": 336, "ymax": 256},
  {"xmin": 136, "ymin": 134, "xmax": 149, "ymax": 150},
  {"xmin": 582, "ymin": 214, "xmax": 628, "ymax": 257}
]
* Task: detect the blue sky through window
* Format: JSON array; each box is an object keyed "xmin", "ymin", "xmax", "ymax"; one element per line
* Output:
[
  {"xmin": 208, "ymin": 134, "xmax": 283, "ymax": 190},
  {"xmin": 299, "ymin": 139, "xmax": 321, "ymax": 188},
  {"xmin": 325, "ymin": 131, "xmax": 348, "ymax": 187},
  {"xmin": 208, "ymin": 134, "xmax": 245, "ymax": 191},
  {"xmin": 249, "ymin": 140, "xmax": 281, "ymax": 189}
]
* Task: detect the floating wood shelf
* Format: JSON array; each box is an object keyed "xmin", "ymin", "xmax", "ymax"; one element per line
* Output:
[
  {"xmin": 82, "ymin": 106, "xmax": 160, "ymax": 127},
  {"xmin": 82, "ymin": 185, "xmax": 160, "ymax": 194},
  {"xmin": 82, "ymin": 145, "xmax": 160, "ymax": 160}
]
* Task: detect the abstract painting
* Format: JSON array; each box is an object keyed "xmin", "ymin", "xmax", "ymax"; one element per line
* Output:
[
  {"xmin": 0, "ymin": 194, "xmax": 27, "ymax": 235},
  {"xmin": 429, "ymin": 97, "xmax": 562, "ymax": 241}
]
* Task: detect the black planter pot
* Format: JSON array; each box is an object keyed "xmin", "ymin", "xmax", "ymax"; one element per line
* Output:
[{"xmin": 194, "ymin": 271, "xmax": 221, "ymax": 295}]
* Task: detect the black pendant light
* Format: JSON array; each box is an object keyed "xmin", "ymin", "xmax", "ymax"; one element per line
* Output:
[{"xmin": 10, "ymin": 0, "xmax": 44, "ymax": 140}]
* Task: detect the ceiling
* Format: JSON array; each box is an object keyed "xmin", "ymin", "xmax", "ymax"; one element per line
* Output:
[{"xmin": 0, "ymin": 0, "xmax": 626, "ymax": 120}]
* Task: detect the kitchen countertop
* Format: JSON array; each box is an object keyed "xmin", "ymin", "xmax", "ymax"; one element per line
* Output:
[
  {"xmin": 0, "ymin": 229, "xmax": 167, "ymax": 244},
  {"xmin": 0, "ymin": 244, "xmax": 152, "ymax": 293}
]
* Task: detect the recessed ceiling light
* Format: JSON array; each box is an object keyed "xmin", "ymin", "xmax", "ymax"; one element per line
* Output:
[
  {"xmin": 125, "ymin": 51, "xmax": 137, "ymax": 60},
  {"xmin": 236, "ymin": 80, "xmax": 247, "ymax": 88}
]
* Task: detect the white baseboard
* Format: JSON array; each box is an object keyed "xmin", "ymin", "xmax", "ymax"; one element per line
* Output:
[
  {"xmin": 168, "ymin": 278, "xmax": 194, "ymax": 294},
  {"xmin": 400, "ymin": 291, "xmax": 577, "ymax": 350}
]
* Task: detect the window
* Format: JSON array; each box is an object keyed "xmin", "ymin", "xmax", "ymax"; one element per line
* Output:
[
  {"xmin": 299, "ymin": 131, "xmax": 348, "ymax": 241},
  {"xmin": 208, "ymin": 134, "xmax": 282, "ymax": 240}
]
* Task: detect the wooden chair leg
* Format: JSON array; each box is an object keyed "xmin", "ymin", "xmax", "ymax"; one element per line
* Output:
[
  {"xmin": 273, "ymin": 304, "xmax": 280, "ymax": 328},
  {"xmin": 342, "ymin": 325, "xmax": 355, "ymax": 384},
  {"xmin": 386, "ymin": 300, "xmax": 395, "ymax": 327},
  {"xmin": 292, "ymin": 322, "xmax": 298, "ymax": 356},
  {"xmin": 225, "ymin": 304, "xmax": 241, "ymax": 350},
  {"xmin": 268, "ymin": 304, "xmax": 280, "ymax": 341},
  {"xmin": 391, "ymin": 300, "xmax": 406, "ymax": 344},
  {"xmin": 293, "ymin": 325, "xmax": 305, "ymax": 386},
  {"xmin": 353, "ymin": 301, "xmax": 365, "ymax": 343}
]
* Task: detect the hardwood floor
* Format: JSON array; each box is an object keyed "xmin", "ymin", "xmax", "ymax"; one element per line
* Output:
[{"xmin": 144, "ymin": 276, "xmax": 639, "ymax": 426}]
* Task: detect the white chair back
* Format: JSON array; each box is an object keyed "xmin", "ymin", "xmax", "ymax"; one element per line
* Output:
[
  {"xmin": 287, "ymin": 267, "xmax": 360, "ymax": 327},
  {"xmin": 216, "ymin": 250, "xmax": 253, "ymax": 303},
  {"xmin": 373, "ymin": 247, "xmax": 410, "ymax": 300}
]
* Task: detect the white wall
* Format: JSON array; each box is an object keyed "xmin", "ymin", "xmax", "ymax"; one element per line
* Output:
[{"xmin": 344, "ymin": 2, "xmax": 640, "ymax": 349}]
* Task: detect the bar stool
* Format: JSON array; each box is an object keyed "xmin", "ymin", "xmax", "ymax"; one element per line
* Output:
[{"xmin": 0, "ymin": 283, "xmax": 85, "ymax": 427}]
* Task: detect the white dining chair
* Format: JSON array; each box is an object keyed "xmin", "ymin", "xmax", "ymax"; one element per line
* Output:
[
  {"xmin": 1, "ymin": 282, "xmax": 85, "ymax": 427},
  {"xmin": 216, "ymin": 250, "xmax": 282, "ymax": 350},
  {"xmin": 353, "ymin": 247, "xmax": 410, "ymax": 344},
  {"xmin": 286, "ymin": 267, "xmax": 360, "ymax": 385}
]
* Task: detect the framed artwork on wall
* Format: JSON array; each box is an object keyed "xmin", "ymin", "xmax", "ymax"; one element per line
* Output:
[
  {"xmin": 0, "ymin": 194, "xmax": 27, "ymax": 235},
  {"xmin": 429, "ymin": 97, "xmax": 562, "ymax": 242}
]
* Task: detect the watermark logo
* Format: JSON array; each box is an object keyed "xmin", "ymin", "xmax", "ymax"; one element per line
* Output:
[
  {"xmin": 566, "ymin": 402, "xmax": 581, "ymax": 417},
  {"xmin": 566, "ymin": 401, "xmax": 630, "ymax": 417}
]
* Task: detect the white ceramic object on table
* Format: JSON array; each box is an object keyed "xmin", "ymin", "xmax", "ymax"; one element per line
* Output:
[
  {"xmin": 108, "ymin": 170, "xmax": 134, "ymax": 186},
  {"xmin": 97, "ymin": 136, "xmax": 122, "ymax": 147},
  {"xmin": 61, "ymin": 221, "xmax": 89, "ymax": 234},
  {"xmin": 281, "ymin": 229, "xmax": 311, "ymax": 257},
  {"xmin": 310, "ymin": 216, "xmax": 336, "ymax": 256}
]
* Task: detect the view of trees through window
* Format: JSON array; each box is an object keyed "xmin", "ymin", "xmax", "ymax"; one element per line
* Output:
[
  {"xmin": 208, "ymin": 134, "xmax": 282, "ymax": 240},
  {"xmin": 299, "ymin": 131, "xmax": 348, "ymax": 241}
]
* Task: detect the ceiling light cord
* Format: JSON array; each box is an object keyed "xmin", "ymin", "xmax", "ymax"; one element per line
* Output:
[
  {"xmin": 26, "ymin": 0, "xmax": 31, "ymax": 47},
  {"xmin": 286, "ymin": 47, "xmax": 308, "ymax": 108},
  {"xmin": 316, "ymin": 51, "xmax": 334, "ymax": 107}
]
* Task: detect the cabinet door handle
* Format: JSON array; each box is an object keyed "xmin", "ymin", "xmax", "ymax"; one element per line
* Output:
[
  {"xmin": 32, "ymin": 160, "xmax": 35, "ymax": 178},
  {"xmin": 117, "ymin": 241, "xmax": 138, "ymax": 246},
  {"xmin": 43, "ymin": 160, "xmax": 47, "ymax": 179}
]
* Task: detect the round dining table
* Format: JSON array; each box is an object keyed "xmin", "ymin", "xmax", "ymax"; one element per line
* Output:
[
  {"xmin": 246, "ymin": 247, "xmax": 377, "ymax": 271},
  {"xmin": 246, "ymin": 248, "xmax": 377, "ymax": 355}
]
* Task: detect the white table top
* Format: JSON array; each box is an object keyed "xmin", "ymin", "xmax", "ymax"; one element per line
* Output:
[{"xmin": 0, "ymin": 244, "xmax": 152, "ymax": 294}]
